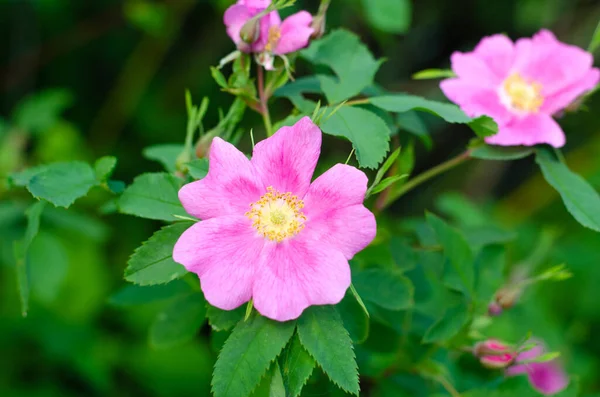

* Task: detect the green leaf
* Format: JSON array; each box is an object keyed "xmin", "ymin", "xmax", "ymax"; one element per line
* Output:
[
  {"xmin": 206, "ymin": 305, "xmax": 245, "ymax": 331},
  {"xmin": 475, "ymin": 245, "xmax": 506, "ymax": 302},
  {"xmin": 353, "ymin": 269, "xmax": 414, "ymax": 311},
  {"xmin": 470, "ymin": 145, "xmax": 534, "ymax": 160},
  {"xmin": 536, "ymin": 148, "xmax": 600, "ymax": 232},
  {"xmin": 301, "ymin": 30, "xmax": 382, "ymax": 103},
  {"xmin": 397, "ymin": 111, "xmax": 430, "ymax": 149},
  {"xmin": 28, "ymin": 232, "xmax": 69, "ymax": 303},
  {"xmin": 362, "ymin": 0, "xmax": 411, "ymax": 34},
  {"xmin": 336, "ymin": 291, "xmax": 370, "ymax": 343},
  {"xmin": 468, "ymin": 116, "xmax": 498, "ymax": 138},
  {"xmin": 118, "ymin": 172, "xmax": 188, "ymax": 221},
  {"xmin": 369, "ymin": 175, "xmax": 407, "ymax": 196},
  {"xmin": 109, "ymin": 280, "xmax": 193, "ymax": 306},
  {"xmin": 212, "ymin": 314, "xmax": 295, "ymax": 397},
  {"xmin": 27, "ymin": 162, "xmax": 97, "ymax": 208},
  {"xmin": 274, "ymin": 76, "xmax": 322, "ymax": 98},
  {"xmin": 296, "ymin": 306, "xmax": 359, "ymax": 395},
  {"xmin": 589, "ymin": 19, "xmax": 600, "ymax": 53},
  {"xmin": 426, "ymin": 212, "xmax": 475, "ymax": 294},
  {"xmin": 280, "ymin": 333, "xmax": 316, "ymax": 397},
  {"xmin": 186, "ymin": 158, "xmax": 209, "ymax": 180},
  {"xmin": 422, "ymin": 302, "xmax": 470, "ymax": 343},
  {"xmin": 14, "ymin": 201, "xmax": 46, "ymax": 317},
  {"xmin": 370, "ymin": 94, "xmax": 471, "ymax": 123},
  {"xmin": 149, "ymin": 292, "xmax": 207, "ymax": 349},
  {"xmin": 8, "ymin": 165, "xmax": 47, "ymax": 187},
  {"xmin": 250, "ymin": 362, "xmax": 286, "ymax": 397},
  {"xmin": 211, "ymin": 66, "xmax": 228, "ymax": 88},
  {"xmin": 371, "ymin": 147, "xmax": 400, "ymax": 189},
  {"xmin": 143, "ymin": 144, "xmax": 184, "ymax": 173},
  {"xmin": 320, "ymin": 106, "xmax": 390, "ymax": 169},
  {"xmin": 125, "ymin": 222, "xmax": 190, "ymax": 285},
  {"xmin": 94, "ymin": 156, "xmax": 117, "ymax": 182},
  {"xmin": 14, "ymin": 89, "xmax": 73, "ymax": 135},
  {"xmin": 412, "ymin": 68, "xmax": 456, "ymax": 80}
]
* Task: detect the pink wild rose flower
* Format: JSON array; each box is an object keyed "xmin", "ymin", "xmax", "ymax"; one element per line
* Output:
[
  {"xmin": 224, "ymin": 0, "xmax": 313, "ymax": 68},
  {"xmin": 506, "ymin": 340, "xmax": 569, "ymax": 395},
  {"xmin": 173, "ymin": 117, "xmax": 377, "ymax": 321},
  {"xmin": 440, "ymin": 29, "xmax": 599, "ymax": 147}
]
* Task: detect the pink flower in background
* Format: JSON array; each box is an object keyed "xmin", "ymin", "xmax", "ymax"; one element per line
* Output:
[
  {"xmin": 173, "ymin": 117, "xmax": 376, "ymax": 321},
  {"xmin": 223, "ymin": 0, "xmax": 313, "ymax": 68},
  {"xmin": 506, "ymin": 340, "xmax": 569, "ymax": 395},
  {"xmin": 441, "ymin": 29, "xmax": 599, "ymax": 147}
]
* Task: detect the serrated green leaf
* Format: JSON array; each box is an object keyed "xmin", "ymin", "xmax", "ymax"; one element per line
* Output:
[
  {"xmin": 536, "ymin": 148, "xmax": 600, "ymax": 232},
  {"xmin": 14, "ymin": 201, "xmax": 46, "ymax": 317},
  {"xmin": 125, "ymin": 222, "xmax": 190, "ymax": 285},
  {"xmin": 336, "ymin": 291, "xmax": 370, "ymax": 344},
  {"xmin": 468, "ymin": 116, "xmax": 498, "ymax": 138},
  {"xmin": 94, "ymin": 156, "xmax": 117, "ymax": 182},
  {"xmin": 143, "ymin": 144, "xmax": 184, "ymax": 173},
  {"xmin": 280, "ymin": 333, "xmax": 315, "ymax": 397},
  {"xmin": 412, "ymin": 68, "xmax": 456, "ymax": 79},
  {"xmin": 301, "ymin": 29, "xmax": 382, "ymax": 103},
  {"xmin": 426, "ymin": 212, "xmax": 475, "ymax": 294},
  {"xmin": 422, "ymin": 302, "xmax": 470, "ymax": 343},
  {"xmin": 250, "ymin": 362, "xmax": 286, "ymax": 397},
  {"xmin": 320, "ymin": 106, "xmax": 390, "ymax": 169},
  {"xmin": 354, "ymin": 269, "xmax": 413, "ymax": 311},
  {"xmin": 149, "ymin": 292, "xmax": 207, "ymax": 349},
  {"xmin": 26, "ymin": 162, "xmax": 97, "ymax": 208},
  {"xmin": 362, "ymin": 0, "xmax": 411, "ymax": 34},
  {"xmin": 109, "ymin": 280, "xmax": 193, "ymax": 306},
  {"xmin": 206, "ymin": 305, "xmax": 245, "ymax": 331},
  {"xmin": 296, "ymin": 306, "xmax": 359, "ymax": 395},
  {"xmin": 118, "ymin": 172, "xmax": 187, "ymax": 221},
  {"xmin": 186, "ymin": 158, "xmax": 209, "ymax": 180},
  {"xmin": 470, "ymin": 145, "xmax": 534, "ymax": 160},
  {"xmin": 212, "ymin": 314, "xmax": 295, "ymax": 397},
  {"xmin": 370, "ymin": 94, "xmax": 471, "ymax": 123}
]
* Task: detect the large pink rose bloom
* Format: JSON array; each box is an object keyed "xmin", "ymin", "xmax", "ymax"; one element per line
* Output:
[
  {"xmin": 441, "ymin": 30, "xmax": 599, "ymax": 147},
  {"xmin": 506, "ymin": 341, "xmax": 569, "ymax": 395},
  {"xmin": 173, "ymin": 117, "xmax": 377, "ymax": 321}
]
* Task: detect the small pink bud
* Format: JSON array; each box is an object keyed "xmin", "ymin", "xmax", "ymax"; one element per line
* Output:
[
  {"xmin": 480, "ymin": 353, "xmax": 516, "ymax": 369},
  {"xmin": 474, "ymin": 339, "xmax": 512, "ymax": 357},
  {"xmin": 488, "ymin": 302, "xmax": 503, "ymax": 316}
]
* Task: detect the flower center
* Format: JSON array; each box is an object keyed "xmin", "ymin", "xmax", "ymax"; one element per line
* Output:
[
  {"xmin": 246, "ymin": 186, "xmax": 306, "ymax": 242},
  {"xmin": 265, "ymin": 26, "xmax": 281, "ymax": 52},
  {"xmin": 501, "ymin": 73, "xmax": 544, "ymax": 113}
]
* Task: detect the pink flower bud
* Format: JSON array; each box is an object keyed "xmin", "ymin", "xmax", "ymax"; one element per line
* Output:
[
  {"xmin": 488, "ymin": 301, "xmax": 503, "ymax": 316},
  {"xmin": 474, "ymin": 339, "xmax": 511, "ymax": 356},
  {"xmin": 481, "ymin": 353, "xmax": 516, "ymax": 369}
]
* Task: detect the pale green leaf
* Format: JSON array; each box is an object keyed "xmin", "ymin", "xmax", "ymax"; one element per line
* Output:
[
  {"xmin": 412, "ymin": 68, "xmax": 456, "ymax": 79},
  {"xmin": 369, "ymin": 174, "xmax": 407, "ymax": 196},
  {"xmin": 186, "ymin": 158, "xmax": 209, "ymax": 180},
  {"xmin": 149, "ymin": 292, "xmax": 207, "ymax": 349},
  {"xmin": 94, "ymin": 156, "xmax": 117, "ymax": 182},
  {"xmin": 143, "ymin": 144, "xmax": 184, "ymax": 173},
  {"xmin": 589, "ymin": 19, "xmax": 600, "ymax": 53},
  {"xmin": 370, "ymin": 94, "xmax": 471, "ymax": 123},
  {"xmin": 27, "ymin": 162, "xmax": 97, "ymax": 208},
  {"xmin": 468, "ymin": 116, "xmax": 498, "ymax": 138}
]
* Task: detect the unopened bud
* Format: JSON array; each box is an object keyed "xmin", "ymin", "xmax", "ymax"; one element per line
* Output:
[
  {"xmin": 495, "ymin": 286, "xmax": 521, "ymax": 310},
  {"xmin": 488, "ymin": 302, "xmax": 503, "ymax": 317},
  {"xmin": 474, "ymin": 339, "xmax": 511, "ymax": 357},
  {"xmin": 240, "ymin": 16, "xmax": 261, "ymax": 44},
  {"xmin": 195, "ymin": 132, "xmax": 217, "ymax": 159},
  {"xmin": 480, "ymin": 353, "xmax": 516, "ymax": 369},
  {"xmin": 310, "ymin": 14, "xmax": 326, "ymax": 40}
]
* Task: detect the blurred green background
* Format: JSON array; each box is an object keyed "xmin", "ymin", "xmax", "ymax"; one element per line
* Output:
[{"xmin": 1, "ymin": 0, "xmax": 600, "ymax": 396}]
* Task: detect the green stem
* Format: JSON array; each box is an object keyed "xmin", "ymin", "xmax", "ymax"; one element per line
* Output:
[
  {"xmin": 257, "ymin": 65, "xmax": 273, "ymax": 137},
  {"xmin": 380, "ymin": 151, "xmax": 471, "ymax": 210}
]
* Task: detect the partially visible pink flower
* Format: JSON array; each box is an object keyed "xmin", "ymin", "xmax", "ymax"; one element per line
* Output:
[
  {"xmin": 475, "ymin": 339, "xmax": 516, "ymax": 369},
  {"xmin": 506, "ymin": 340, "xmax": 569, "ymax": 395},
  {"xmin": 173, "ymin": 117, "xmax": 377, "ymax": 321},
  {"xmin": 441, "ymin": 30, "xmax": 599, "ymax": 148},
  {"xmin": 223, "ymin": 0, "xmax": 279, "ymax": 52}
]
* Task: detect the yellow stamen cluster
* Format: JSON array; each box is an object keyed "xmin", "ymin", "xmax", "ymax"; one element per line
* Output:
[
  {"xmin": 502, "ymin": 73, "xmax": 544, "ymax": 113},
  {"xmin": 246, "ymin": 186, "xmax": 306, "ymax": 242},
  {"xmin": 265, "ymin": 26, "xmax": 281, "ymax": 52}
]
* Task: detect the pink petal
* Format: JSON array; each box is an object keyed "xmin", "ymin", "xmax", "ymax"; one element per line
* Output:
[
  {"xmin": 224, "ymin": 4, "xmax": 253, "ymax": 49},
  {"xmin": 514, "ymin": 29, "xmax": 595, "ymax": 96},
  {"xmin": 252, "ymin": 237, "xmax": 351, "ymax": 321},
  {"xmin": 302, "ymin": 164, "xmax": 376, "ymax": 259},
  {"xmin": 179, "ymin": 138, "xmax": 264, "ymax": 220},
  {"xmin": 449, "ymin": 51, "xmax": 503, "ymax": 88},
  {"xmin": 543, "ymin": 68, "xmax": 600, "ymax": 114},
  {"xmin": 251, "ymin": 116, "xmax": 321, "ymax": 197},
  {"xmin": 473, "ymin": 34, "xmax": 515, "ymax": 79},
  {"xmin": 240, "ymin": 0, "xmax": 271, "ymax": 8},
  {"xmin": 526, "ymin": 362, "xmax": 569, "ymax": 395},
  {"xmin": 484, "ymin": 114, "xmax": 565, "ymax": 148},
  {"xmin": 275, "ymin": 11, "xmax": 314, "ymax": 55},
  {"xmin": 440, "ymin": 78, "xmax": 513, "ymax": 124},
  {"xmin": 173, "ymin": 216, "xmax": 265, "ymax": 310},
  {"xmin": 253, "ymin": 10, "xmax": 281, "ymax": 52}
]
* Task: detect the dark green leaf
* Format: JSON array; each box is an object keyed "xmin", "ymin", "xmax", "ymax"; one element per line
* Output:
[
  {"xmin": 412, "ymin": 69, "xmax": 456, "ymax": 79},
  {"xmin": 125, "ymin": 222, "xmax": 190, "ymax": 285},
  {"xmin": 301, "ymin": 30, "xmax": 382, "ymax": 103},
  {"xmin": 249, "ymin": 362, "xmax": 286, "ymax": 397},
  {"xmin": 422, "ymin": 302, "xmax": 470, "ymax": 343},
  {"xmin": 397, "ymin": 111, "xmax": 431, "ymax": 149},
  {"xmin": 475, "ymin": 245, "xmax": 506, "ymax": 302},
  {"xmin": 109, "ymin": 280, "xmax": 193, "ymax": 306},
  {"xmin": 337, "ymin": 291, "xmax": 370, "ymax": 343},
  {"xmin": 206, "ymin": 305, "xmax": 245, "ymax": 331},
  {"xmin": 470, "ymin": 145, "xmax": 533, "ymax": 160},
  {"xmin": 143, "ymin": 144, "xmax": 184, "ymax": 173},
  {"xmin": 426, "ymin": 212, "xmax": 475, "ymax": 294},
  {"xmin": 94, "ymin": 156, "xmax": 117, "ymax": 182},
  {"xmin": 354, "ymin": 269, "xmax": 414, "ymax": 311},
  {"xmin": 14, "ymin": 89, "xmax": 73, "ymax": 134},
  {"xmin": 536, "ymin": 148, "xmax": 600, "ymax": 232},
  {"xmin": 212, "ymin": 314, "xmax": 295, "ymax": 397},
  {"xmin": 27, "ymin": 162, "xmax": 97, "ymax": 208},
  {"xmin": 280, "ymin": 333, "xmax": 315, "ymax": 397},
  {"xmin": 297, "ymin": 306, "xmax": 359, "ymax": 395},
  {"xmin": 370, "ymin": 94, "xmax": 471, "ymax": 123},
  {"xmin": 118, "ymin": 172, "xmax": 188, "ymax": 221},
  {"xmin": 362, "ymin": 0, "xmax": 411, "ymax": 34},
  {"xmin": 186, "ymin": 158, "xmax": 209, "ymax": 180},
  {"xmin": 320, "ymin": 106, "xmax": 390, "ymax": 169},
  {"xmin": 468, "ymin": 116, "xmax": 498, "ymax": 138},
  {"xmin": 149, "ymin": 292, "xmax": 207, "ymax": 348}
]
